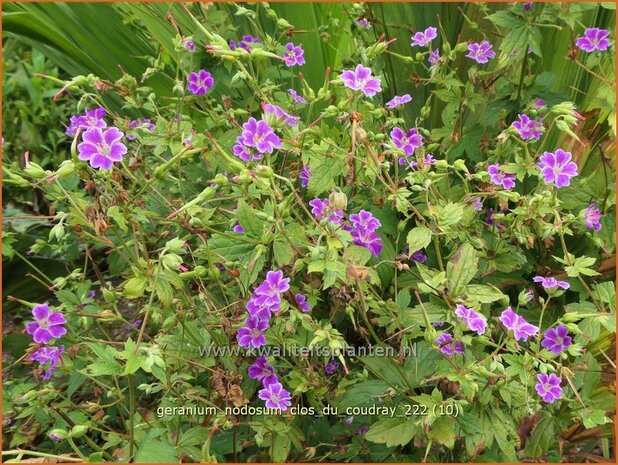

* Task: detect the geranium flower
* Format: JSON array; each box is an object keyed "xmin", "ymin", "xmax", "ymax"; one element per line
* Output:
[
  {"xmin": 254, "ymin": 270, "xmax": 291, "ymax": 307},
  {"xmin": 512, "ymin": 114, "xmax": 544, "ymax": 140},
  {"xmin": 487, "ymin": 163, "xmax": 516, "ymax": 189},
  {"xmin": 535, "ymin": 373, "xmax": 562, "ymax": 403},
  {"xmin": 349, "ymin": 210, "xmax": 381, "ymax": 233},
  {"xmin": 466, "ymin": 41, "xmax": 495, "ymax": 64},
  {"xmin": 325, "ymin": 359, "xmax": 339, "ymax": 374},
  {"xmin": 258, "ymin": 382, "xmax": 292, "ymax": 410},
  {"xmin": 248, "ymin": 356, "xmax": 279, "ymax": 386},
  {"xmin": 499, "ymin": 307, "xmax": 539, "ymax": 342},
  {"xmin": 246, "ymin": 296, "xmax": 275, "ymax": 320},
  {"xmin": 288, "ymin": 89, "xmax": 307, "ymax": 104},
  {"xmin": 575, "ymin": 28, "xmax": 611, "ymax": 52},
  {"xmin": 299, "ymin": 165, "xmax": 311, "ymax": 188},
  {"xmin": 533, "ymin": 276, "xmax": 570, "ymax": 290},
  {"xmin": 386, "ymin": 94, "xmax": 412, "ymax": 109},
  {"xmin": 186, "ymin": 70, "xmax": 214, "ymax": 95},
  {"xmin": 262, "ymin": 103, "xmax": 300, "ymax": 127},
  {"xmin": 584, "ymin": 203, "xmax": 602, "ymax": 231},
  {"xmin": 233, "ymin": 223, "xmax": 245, "ymax": 234},
  {"xmin": 239, "ymin": 118, "xmax": 281, "ymax": 154},
  {"xmin": 537, "ymin": 149, "xmax": 578, "ymax": 188},
  {"xmin": 183, "ymin": 39, "xmax": 196, "ymax": 52},
  {"xmin": 236, "ymin": 316, "xmax": 269, "ymax": 349},
  {"xmin": 282, "ymin": 42, "xmax": 305, "ymax": 67},
  {"xmin": 25, "ymin": 304, "xmax": 67, "ymax": 344},
  {"xmin": 66, "ymin": 107, "xmax": 107, "ymax": 136},
  {"xmin": 30, "ymin": 345, "xmax": 64, "ymax": 380},
  {"xmin": 340, "ymin": 64, "xmax": 382, "ymax": 97},
  {"xmin": 77, "ymin": 127, "xmax": 127, "ymax": 170},
  {"xmin": 294, "ymin": 293, "xmax": 311, "ymax": 313},
  {"xmin": 390, "ymin": 127, "xmax": 423, "ymax": 157},
  {"xmin": 455, "ymin": 304, "xmax": 487, "ymax": 335},
  {"xmin": 356, "ymin": 18, "xmax": 371, "ymax": 29},
  {"xmin": 428, "ymin": 49, "xmax": 440, "ymax": 66},
  {"xmin": 233, "ymin": 139, "xmax": 263, "ymax": 162},
  {"xmin": 436, "ymin": 333, "xmax": 464, "ymax": 356},
  {"xmin": 410, "ymin": 250, "xmax": 427, "ymax": 264},
  {"xmin": 541, "ymin": 325, "xmax": 572, "ymax": 354},
  {"xmin": 411, "ymin": 27, "xmax": 437, "ymax": 47},
  {"xmin": 350, "ymin": 229, "xmax": 383, "ymax": 257}
]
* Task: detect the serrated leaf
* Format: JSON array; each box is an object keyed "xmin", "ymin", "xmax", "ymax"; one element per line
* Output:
[
  {"xmin": 364, "ymin": 417, "xmax": 417, "ymax": 447},
  {"xmin": 406, "ymin": 226, "xmax": 432, "ymax": 254},
  {"xmin": 446, "ymin": 243, "xmax": 478, "ymax": 295}
]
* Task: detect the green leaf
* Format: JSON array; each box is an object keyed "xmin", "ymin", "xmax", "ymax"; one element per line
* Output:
[
  {"xmin": 464, "ymin": 284, "xmax": 507, "ymax": 303},
  {"xmin": 134, "ymin": 432, "xmax": 179, "ymax": 463},
  {"xmin": 107, "ymin": 206, "xmax": 128, "ymax": 232},
  {"xmin": 236, "ymin": 199, "xmax": 265, "ymax": 237},
  {"xmin": 86, "ymin": 344, "xmax": 122, "ymax": 376},
  {"xmin": 123, "ymin": 276, "xmax": 147, "ymax": 298},
  {"xmin": 208, "ymin": 234, "xmax": 255, "ymax": 260},
  {"xmin": 335, "ymin": 380, "xmax": 390, "ymax": 409},
  {"xmin": 273, "ymin": 239, "xmax": 294, "ymax": 267},
  {"xmin": 446, "ymin": 243, "xmax": 478, "ymax": 295},
  {"xmin": 428, "ymin": 416, "xmax": 456, "ymax": 449},
  {"xmin": 308, "ymin": 150, "xmax": 345, "ymax": 195},
  {"xmin": 565, "ymin": 255, "xmax": 600, "ymax": 277},
  {"xmin": 523, "ymin": 415, "xmax": 555, "ymax": 458},
  {"xmin": 271, "ymin": 432, "xmax": 292, "ymax": 462},
  {"xmin": 364, "ymin": 417, "xmax": 417, "ymax": 447},
  {"xmin": 406, "ymin": 226, "xmax": 432, "ymax": 254}
]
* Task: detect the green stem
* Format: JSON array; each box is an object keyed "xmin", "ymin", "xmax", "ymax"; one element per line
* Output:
[{"xmin": 128, "ymin": 375, "xmax": 136, "ymax": 460}]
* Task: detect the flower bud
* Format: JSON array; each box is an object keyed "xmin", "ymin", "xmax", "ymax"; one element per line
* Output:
[
  {"xmin": 56, "ymin": 160, "xmax": 75, "ymax": 179},
  {"xmin": 453, "ymin": 159, "xmax": 467, "ymax": 171},
  {"xmin": 25, "ymin": 162, "xmax": 48, "ymax": 180},
  {"xmin": 329, "ymin": 190, "xmax": 348, "ymax": 211}
]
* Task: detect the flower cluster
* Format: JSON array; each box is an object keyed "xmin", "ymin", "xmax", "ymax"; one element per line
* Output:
[
  {"xmin": 499, "ymin": 307, "xmax": 538, "ymax": 342},
  {"xmin": 26, "ymin": 303, "xmax": 67, "ymax": 380},
  {"xmin": 237, "ymin": 270, "xmax": 290, "ymax": 349},
  {"xmin": 309, "ymin": 198, "xmax": 344, "ymax": 224},
  {"xmin": 66, "ymin": 107, "xmax": 107, "ymax": 136},
  {"xmin": 455, "ymin": 304, "xmax": 487, "ymax": 335},
  {"xmin": 233, "ymin": 117, "xmax": 281, "ymax": 162},
  {"xmin": 512, "ymin": 114, "xmax": 544, "ymax": 140},
  {"xmin": 348, "ymin": 210, "xmax": 383, "ymax": 257},
  {"xmin": 390, "ymin": 127, "xmax": 423, "ymax": 166},
  {"xmin": 249, "ymin": 357, "xmax": 292, "ymax": 410}
]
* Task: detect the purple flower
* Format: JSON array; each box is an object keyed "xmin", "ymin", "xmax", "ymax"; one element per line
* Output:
[
  {"xmin": 350, "ymin": 210, "xmax": 381, "ymax": 233},
  {"xmin": 248, "ymin": 356, "xmax": 279, "ymax": 386},
  {"xmin": 537, "ymin": 149, "xmax": 578, "ymax": 188},
  {"xmin": 351, "ymin": 229, "xmax": 383, "ymax": 257},
  {"xmin": 340, "ymin": 64, "xmax": 382, "ymax": 97},
  {"xmin": 486, "ymin": 208, "xmax": 495, "ymax": 225},
  {"xmin": 512, "ymin": 114, "xmax": 544, "ymax": 140},
  {"xmin": 288, "ymin": 89, "xmax": 307, "ymax": 104},
  {"xmin": 386, "ymin": 94, "xmax": 412, "ymax": 110},
  {"xmin": 309, "ymin": 198, "xmax": 329, "ymax": 219},
  {"xmin": 584, "ymin": 203, "xmax": 602, "ymax": 231},
  {"xmin": 523, "ymin": 2, "xmax": 533, "ymax": 11},
  {"xmin": 66, "ymin": 107, "xmax": 107, "ymax": 136},
  {"xmin": 187, "ymin": 70, "xmax": 214, "ymax": 95},
  {"xmin": 236, "ymin": 316, "xmax": 269, "ymax": 349},
  {"xmin": 238, "ymin": 35, "xmax": 261, "ymax": 52},
  {"xmin": 239, "ymin": 118, "xmax": 281, "ymax": 154},
  {"xmin": 254, "ymin": 270, "xmax": 291, "ymax": 307},
  {"xmin": 428, "ymin": 49, "xmax": 440, "ymax": 66},
  {"xmin": 499, "ymin": 307, "xmax": 539, "ymax": 342},
  {"xmin": 487, "ymin": 163, "xmax": 516, "ymax": 189},
  {"xmin": 411, "ymin": 27, "xmax": 437, "ymax": 47},
  {"xmin": 30, "ymin": 345, "xmax": 64, "ymax": 380},
  {"xmin": 299, "ymin": 165, "xmax": 311, "ymax": 188},
  {"xmin": 356, "ymin": 18, "xmax": 371, "ymax": 29},
  {"xmin": 49, "ymin": 432, "xmax": 62, "ymax": 442},
  {"xmin": 282, "ymin": 42, "xmax": 305, "ymax": 67},
  {"xmin": 436, "ymin": 333, "xmax": 464, "ymax": 356},
  {"xmin": 125, "ymin": 319, "xmax": 142, "ymax": 332},
  {"xmin": 295, "ymin": 293, "xmax": 311, "ymax": 313},
  {"xmin": 262, "ymin": 103, "xmax": 299, "ymax": 127},
  {"xmin": 535, "ymin": 373, "xmax": 562, "ymax": 403},
  {"xmin": 324, "ymin": 359, "xmax": 339, "ymax": 375},
  {"xmin": 575, "ymin": 28, "xmax": 611, "ymax": 52},
  {"xmin": 465, "ymin": 196, "xmax": 483, "ymax": 211},
  {"xmin": 233, "ymin": 223, "xmax": 245, "ymax": 234},
  {"xmin": 246, "ymin": 296, "xmax": 276, "ymax": 320},
  {"xmin": 183, "ymin": 39, "xmax": 196, "ymax": 52},
  {"xmin": 533, "ymin": 98, "xmax": 546, "ymax": 110},
  {"xmin": 25, "ymin": 304, "xmax": 67, "ymax": 344},
  {"xmin": 466, "ymin": 41, "xmax": 495, "ymax": 64},
  {"xmin": 358, "ymin": 425, "xmax": 369, "ymax": 435},
  {"xmin": 410, "ymin": 250, "xmax": 427, "ymax": 264},
  {"xmin": 455, "ymin": 304, "xmax": 487, "ymax": 335},
  {"xmin": 77, "ymin": 127, "xmax": 127, "ymax": 170},
  {"xmin": 391, "ymin": 127, "xmax": 423, "ymax": 157},
  {"xmin": 542, "ymin": 325, "xmax": 572, "ymax": 354},
  {"xmin": 533, "ymin": 276, "xmax": 570, "ymax": 290},
  {"xmin": 258, "ymin": 382, "xmax": 292, "ymax": 410},
  {"xmin": 233, "ymin": 139, "xmax": 262, "ymax": 162}
]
